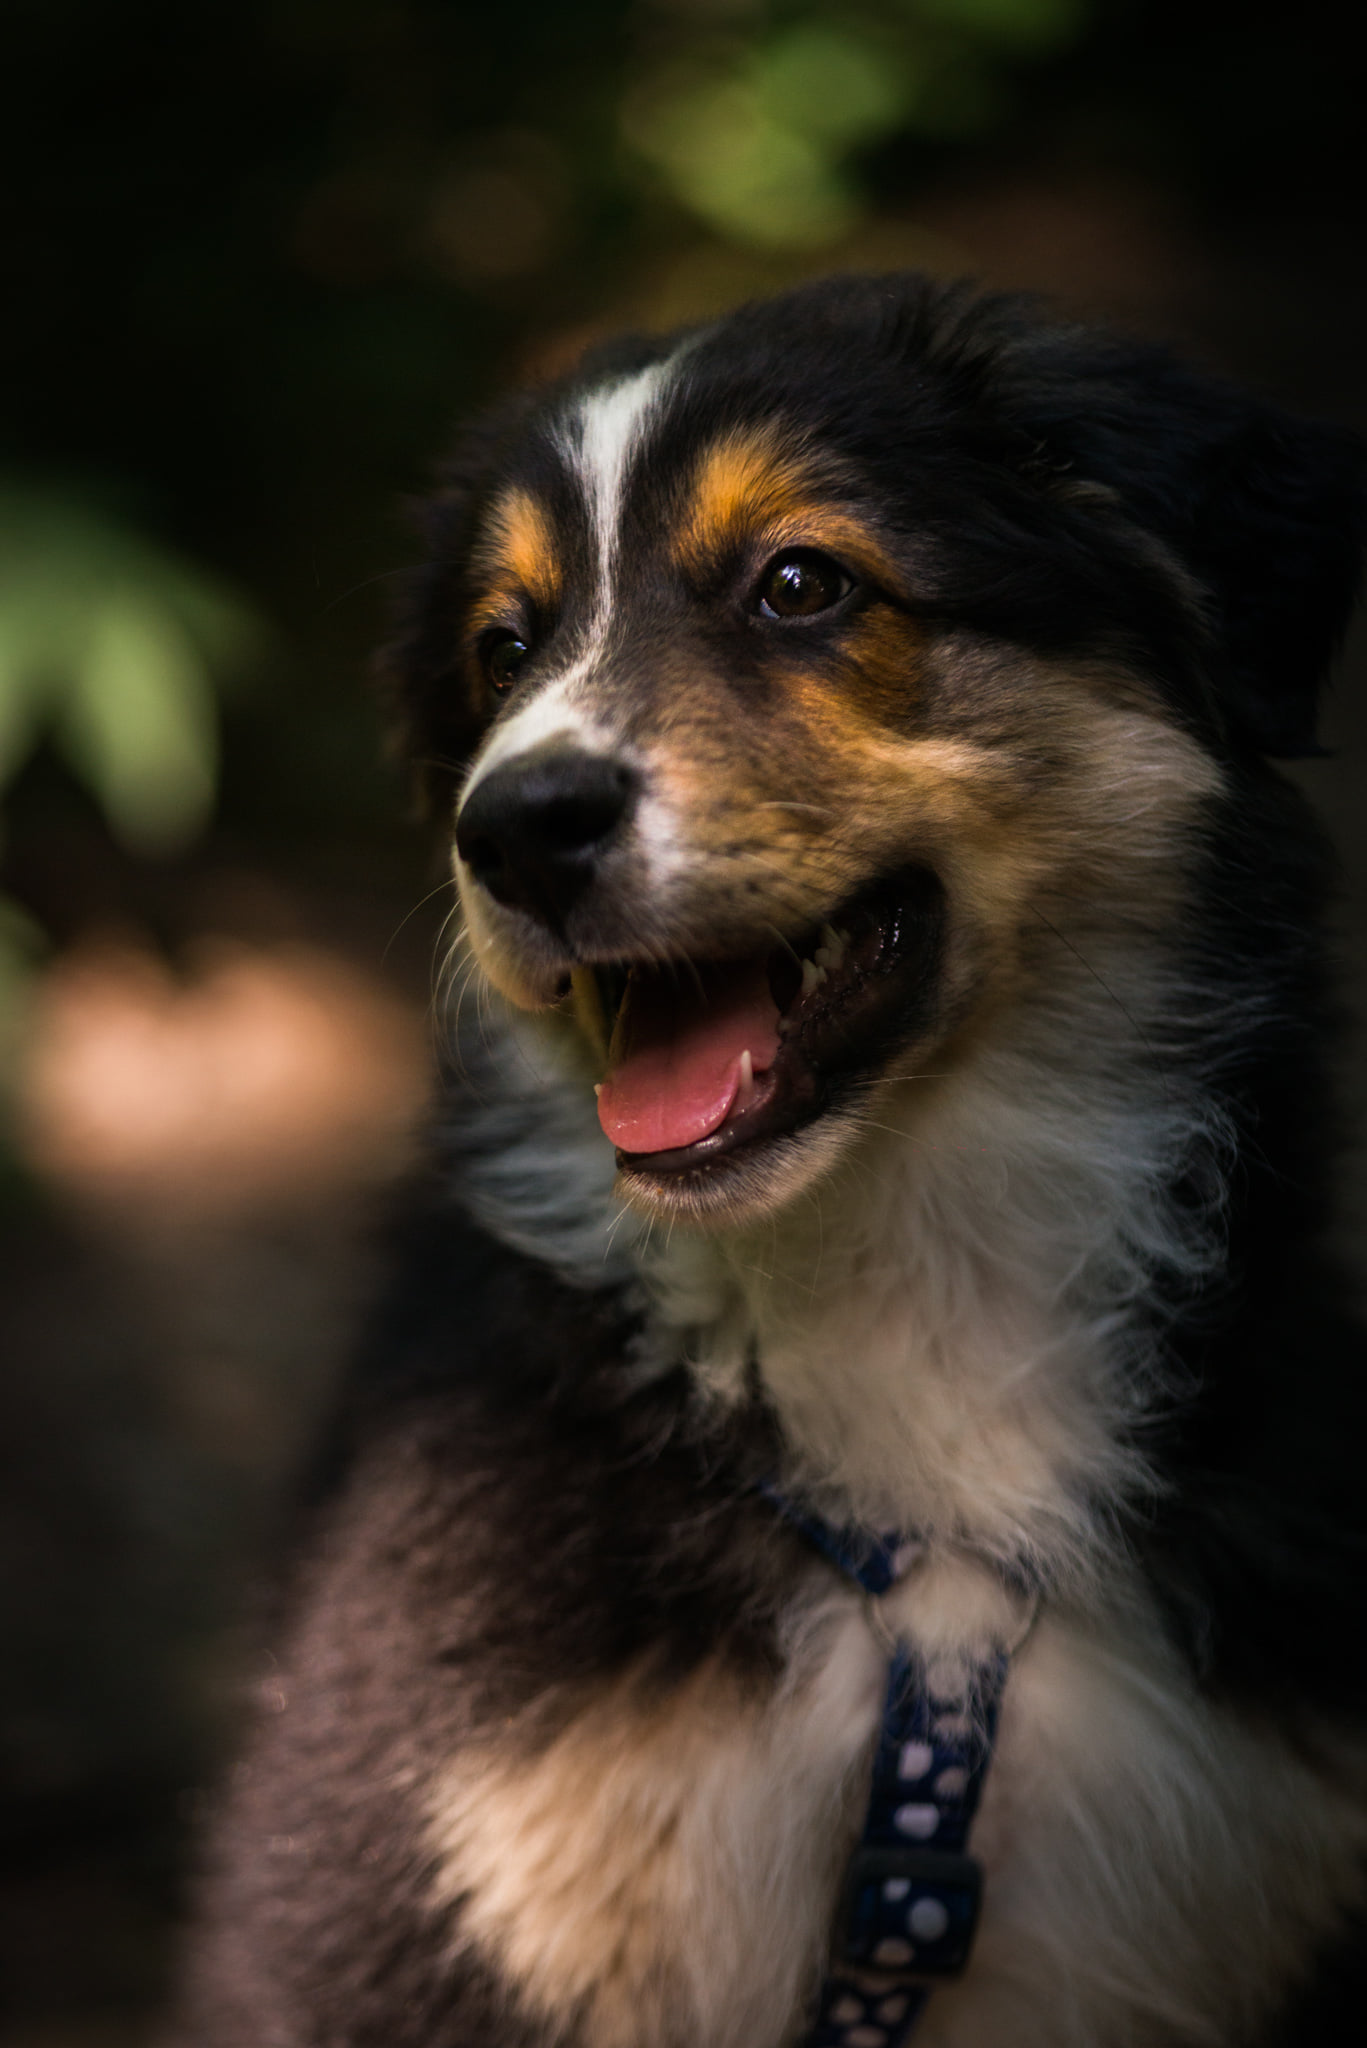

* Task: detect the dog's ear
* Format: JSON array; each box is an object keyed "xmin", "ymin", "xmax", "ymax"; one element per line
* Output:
[
  {"xmin": 1024, "ymin": 335, "xmax": 1367, "ymax": 757},
  {"xmin": 1173, "ymin": 403, "xmax": 1367, "ymax": 756},
  {"xmin": 377, "ymin": 396, "xmax": 536, "ymax": 823}
]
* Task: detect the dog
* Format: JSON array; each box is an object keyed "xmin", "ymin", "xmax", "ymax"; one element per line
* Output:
[{"xmin": 170, "ymin": 274, "xmax": 1367, "ymax": 2047}]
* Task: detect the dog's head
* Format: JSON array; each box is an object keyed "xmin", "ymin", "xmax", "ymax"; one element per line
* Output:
[{"xmin": 389, "ymin": 276, "xmax": 1364, "ymax": 1225}]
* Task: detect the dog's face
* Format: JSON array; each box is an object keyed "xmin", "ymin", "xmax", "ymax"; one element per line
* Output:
[{"xmin": 393, "ymin": 278, "xmax": 1363, "ymax": 1224}]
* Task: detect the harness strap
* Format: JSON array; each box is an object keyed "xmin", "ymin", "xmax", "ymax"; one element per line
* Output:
[{"xmin": 762, "ymin": 1488, "xmax": 1009, "ymax": 2048}]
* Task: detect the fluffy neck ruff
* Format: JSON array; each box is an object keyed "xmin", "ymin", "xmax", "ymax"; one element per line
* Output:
[{"xmin": 443, "ymin": 939, "xmax": 1233, "ymax": 1600}]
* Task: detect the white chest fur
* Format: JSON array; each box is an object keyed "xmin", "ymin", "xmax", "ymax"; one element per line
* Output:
[
  {"xmin": 641, "ymin": 1022, "xmax": 1221, "ymax": 1586},
  {"xmin": 427, "ymin": 1554, "xmax": 1366, "ymax": 2048},
  {"xmin": 435, "ymin": 1000, "xmax": 1366, "ymax": 2044}
]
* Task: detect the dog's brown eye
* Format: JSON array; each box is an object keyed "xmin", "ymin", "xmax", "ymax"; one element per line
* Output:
[
  {"xmin": 483, "ymin": 630, "xmax": 530, "ymax": 693},
  {"xmin": 757, "ymin": 550, "xmax": 850, "ymax": 620}
]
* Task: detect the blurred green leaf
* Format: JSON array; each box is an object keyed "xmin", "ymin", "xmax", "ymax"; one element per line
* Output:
[
  {"xmin": 625, "ymin": 65, "xmax": 859, "ymax": 247},
  {"xmin": 622, "ymin": 0, "xmax": 1091, "ymax": 248},
  {"xmin": 57, "ymin": 600, "xmax": 219, "ymax": 856},
  {"xmin": 752, "ymin": 26, "xmax": 908, "ymax": 148},
  {"xmin": 0, "ymin": 486, "xmax": 267, "ymax": 855}
]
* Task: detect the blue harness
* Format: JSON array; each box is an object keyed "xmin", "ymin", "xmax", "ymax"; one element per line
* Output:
[{"xmin": 764, "ymin": 1492, "xmax": 1009, "ymax": 2048}]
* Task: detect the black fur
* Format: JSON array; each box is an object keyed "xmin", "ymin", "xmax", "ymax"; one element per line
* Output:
[
  {"xmin": 389, "ymin": 279, "xmax": 1366, "ymax": 816},
  {"xmin": 170, "ymin": 1199, "xmax": 812, "ymax": 2045},
  {"xmin": 175, "ymin": 276, "xmax": 1367, "ymax": 2047}
]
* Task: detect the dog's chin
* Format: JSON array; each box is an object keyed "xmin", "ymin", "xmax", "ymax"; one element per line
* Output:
[{"xmin": 612, "ymin": 1099, "xmax": 868, "ymax": 1225}]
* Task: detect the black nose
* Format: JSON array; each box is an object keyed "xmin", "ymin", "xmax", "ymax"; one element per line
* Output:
[{"xmin": 455, "ymin": 744, "xmax": 639, "ymax": 928}]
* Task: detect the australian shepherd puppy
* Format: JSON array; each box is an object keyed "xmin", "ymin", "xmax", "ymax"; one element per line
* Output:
[{"xmin": 172, "ymin": 275, "xmax": 1367, "ymax": 2047}]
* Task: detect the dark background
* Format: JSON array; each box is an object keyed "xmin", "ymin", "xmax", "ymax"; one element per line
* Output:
[{"xmin": 2, "ymin": 3, "xmax": 1366, "ymax": 2040}]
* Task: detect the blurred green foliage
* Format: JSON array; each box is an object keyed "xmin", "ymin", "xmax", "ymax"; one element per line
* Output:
[
  {"xmin": 0, "ymin": 491, "xmax": 263, "ymax": 858},
  {"xmin": 623, "ymin": 0, "xmax": 1087, "ymax": 248},
  {"xmin": 0, "ymin": 0, "xmax": 1109, "ymax": 1096},
  {"xmin": 0, "ymin": 489, "xmax": 267, "ymax": 1078},
  {"xmin": 0, "ymin": 0, "xmax": 1361, "ymax": 909},
  {"xmin": 0, "ymin": 0, "xmax": 1139, "ymax": 911}
]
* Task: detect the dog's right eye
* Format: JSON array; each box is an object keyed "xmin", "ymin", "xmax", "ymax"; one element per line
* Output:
[
  {"xmin": 481, "ymin": 630, "xmax": 531, "ymax": 693},
  {"xmin": 755, "ymin": 549, "xmax": 851, "ymax": 620}
]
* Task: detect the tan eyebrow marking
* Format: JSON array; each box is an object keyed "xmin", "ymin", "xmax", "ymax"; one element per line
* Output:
[
  {"xmin": 675, "ymin": 427, "xmax": 909, "ymax": 594},
  {"xmin": 468, "ymin": 486, "xmax": 563, "ymax": 631},
  {"xmin": 682, "ymin": 427, "xmax": 814, "ymax": 551}
]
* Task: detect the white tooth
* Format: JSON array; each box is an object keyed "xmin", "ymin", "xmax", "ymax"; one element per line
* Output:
[
  {"xmin": 819, "ymin": 922, "xmax": 846, "ymax": 962},
  {"xmin": 736, "ymin": 1048, "xmax": 755, "ymax": 1109},
  {"xmin": 800, "ymin": 957, "xmax": 827, "ymax": 995},
  {"xmin": 814, "ymin": 945, "xmax": 835, "ymax": 970},
  {"xmin": 593, "ymin": 1083, "xmax": 603, "ymax": 1096}
]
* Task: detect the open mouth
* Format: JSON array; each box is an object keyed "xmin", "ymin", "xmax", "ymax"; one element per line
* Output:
[{"xmin": 591, "ymin": 867, "xmax": 945, "ymax": 1181}]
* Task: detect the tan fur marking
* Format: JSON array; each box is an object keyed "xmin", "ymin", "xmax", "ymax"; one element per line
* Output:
[
  {"xmin": 678, "ymin": 427, "xmax": 909, "ymax": 592},
  {"xmin": 681, "ymin": 427, "xmax": 811, "ymax": 560},
  {"xmin": 469, "ymin": 486, "xmax": 562, "ymax": 629},
  {"xmin": 639, "ymin": 667, "xmax": 1220, "ymax": 1003},
  {"xmin": 837, "ymin": 606, "xmax": 932, "ymax": 720},
  {"xmin": 428, "ymin": 1609, "xmax": 884, "ymax": 2048}
]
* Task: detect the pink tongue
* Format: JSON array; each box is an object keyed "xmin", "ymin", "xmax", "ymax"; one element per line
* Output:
[{"xmin": 597, "ymin": 960, "xmax": 780, "ymax": 1155}]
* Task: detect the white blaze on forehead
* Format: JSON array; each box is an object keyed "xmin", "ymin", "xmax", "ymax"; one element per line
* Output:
[
  {"xmin": 571, "ymin": 358, "xmax": 672, "ymax": 634},
  {"xmin": 461, "ymin": 358, "xmax": 674, "ymax": 808}
]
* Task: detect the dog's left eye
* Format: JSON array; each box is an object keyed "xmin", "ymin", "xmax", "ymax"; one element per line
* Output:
[
  {"xmin": 481, "ymin": 630, "xmax": 531, "ymax": 693},
  {"xmin": 756, "ymin": 550, "xmax": 851, "ymax": 620}
]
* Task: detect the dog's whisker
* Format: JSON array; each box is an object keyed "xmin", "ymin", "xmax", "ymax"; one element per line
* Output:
[
  {"xmin": 386, "ymin": 875, "xmax": 459, "ymax": 963},
  {"xmin": 753, "ymin": 800, "xmax": 838, "ymax": 817},
  {"xmin": 435, "ymin": 940, "xmax": 476, "ymax": 1052}
]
